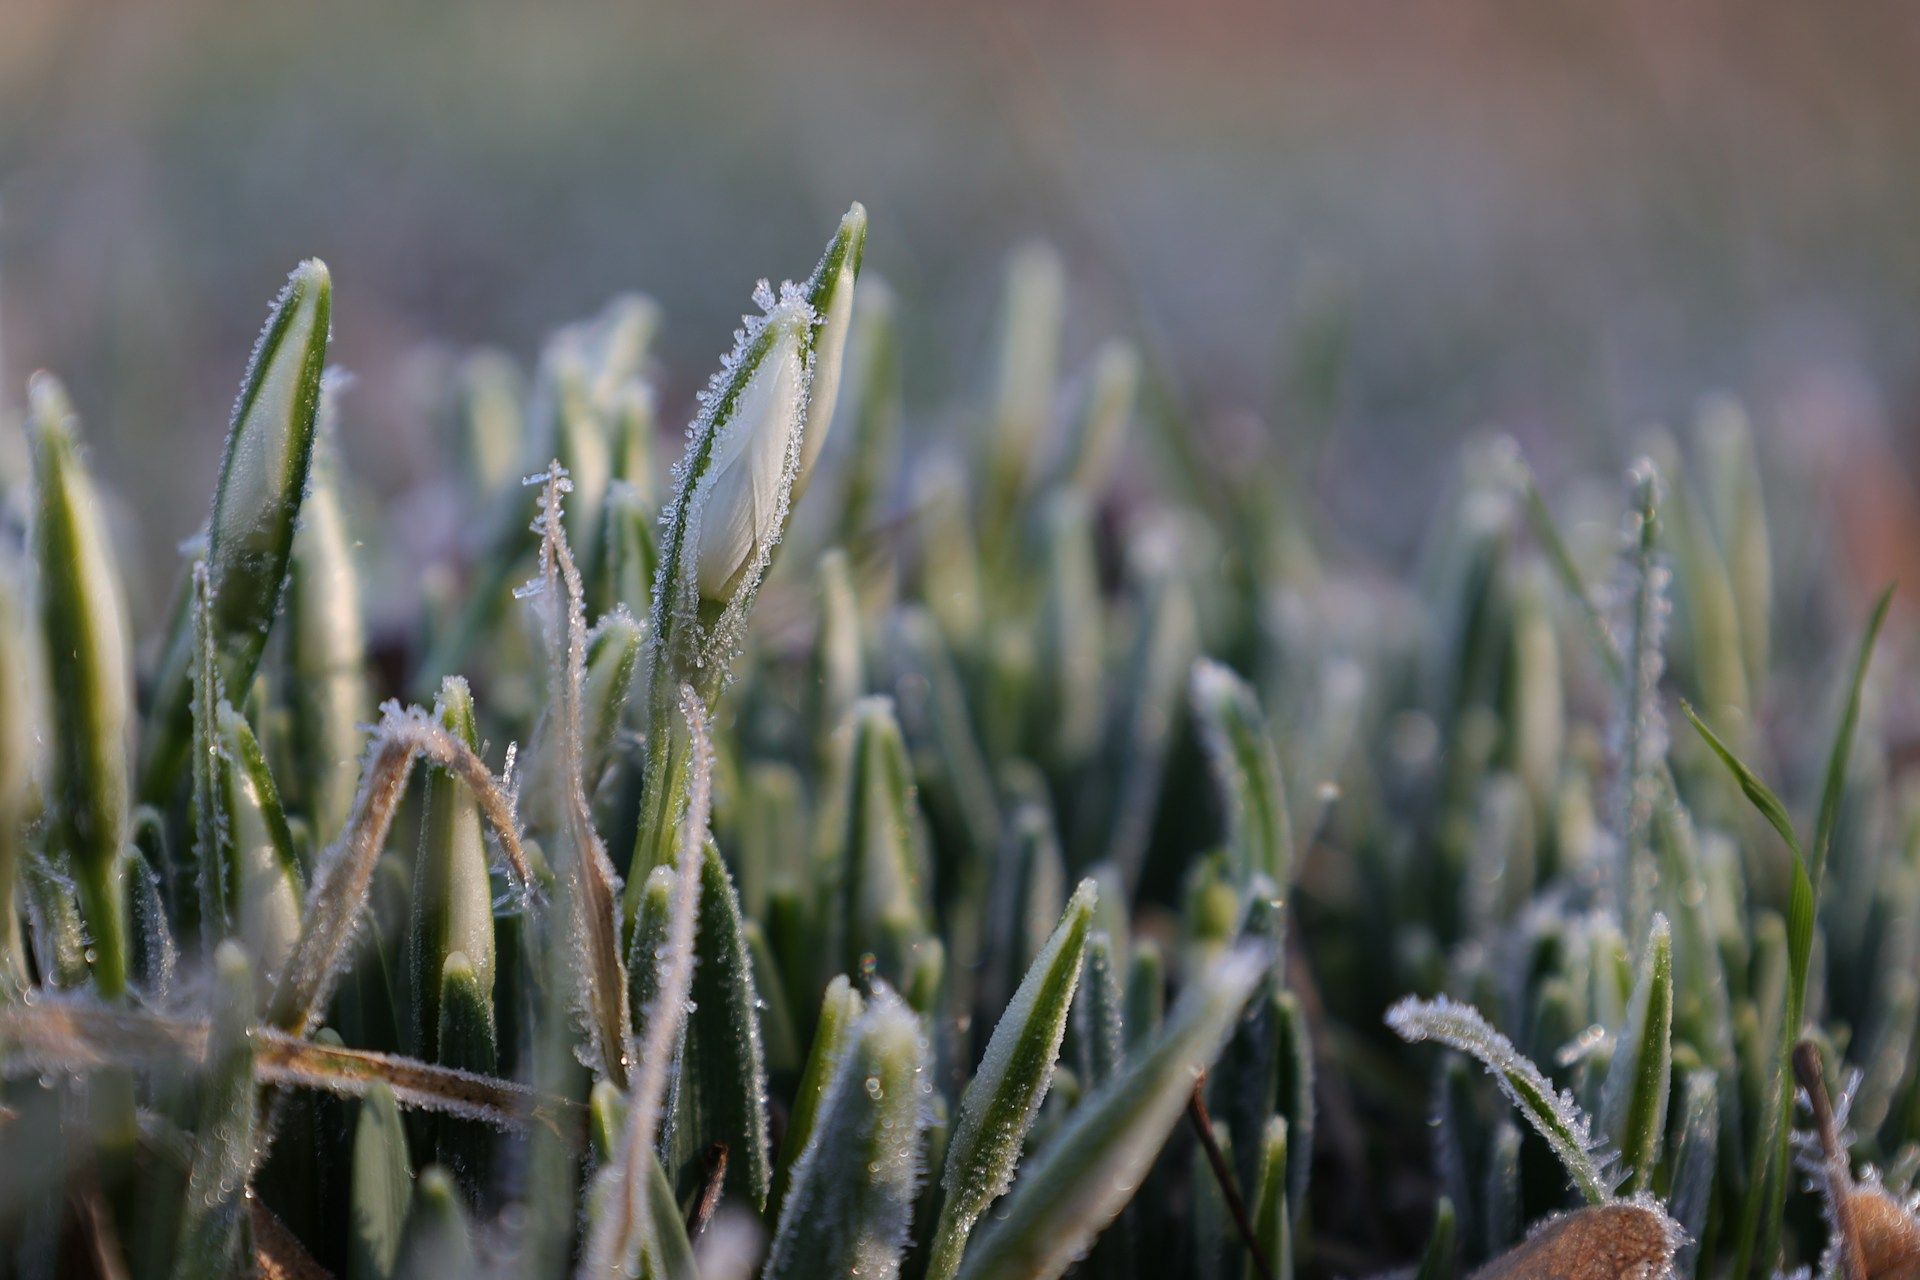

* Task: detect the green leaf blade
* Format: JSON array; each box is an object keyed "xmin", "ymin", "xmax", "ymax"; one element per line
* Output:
[
  {"xmin": 953, "ymin": 944, "xmax": 1267, "ymax": 1280},
  {"xmin": 763, "ymin": 990, "xmax": 929, "ymax": 1280},
  {"xmin": 928, "ymin": 878, "xmax": 1097, "ymax": 1280}
]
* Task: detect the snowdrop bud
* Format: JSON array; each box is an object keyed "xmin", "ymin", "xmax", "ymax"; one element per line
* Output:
[
  {"xmin": 646, "ymin": 208, "xmax": 870, "ymax": 713},
  {"xmin": 143, "ymin": 259, "xmax": 331, "ymax": 801},
  {"xmin": 691, "ymin": 308, "xmax": 813, "ymax": 604},
  {"xmin": 205, "ymin": 260, "xmax": 331, "ymax": 684},
  {"xmin": 792, "ymin": 202, "xmax": 868, "ymax": 503},
  {"xmin": 29, "ymin": 373, "xmax": 134, "ymax": 997}
]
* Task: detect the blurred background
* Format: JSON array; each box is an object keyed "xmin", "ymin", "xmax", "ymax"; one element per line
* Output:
[{"xmin": 5, "ymin": 0, "xmax": 1920, "ymax": 619}]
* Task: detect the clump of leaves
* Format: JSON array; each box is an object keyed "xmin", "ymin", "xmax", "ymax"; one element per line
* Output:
[{"xmin": 0, "ymin": 201, "xmax": 1912, "ymax": 1280}]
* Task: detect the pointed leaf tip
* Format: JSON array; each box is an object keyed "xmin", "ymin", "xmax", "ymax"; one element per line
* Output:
[
  {"xmin": 928, "ymin": 877, "xmax": 1098, "ymax": 1280},
  {"xmin": 953, "ymin": 943, "xmax": 1267, "ymax": 1280}
]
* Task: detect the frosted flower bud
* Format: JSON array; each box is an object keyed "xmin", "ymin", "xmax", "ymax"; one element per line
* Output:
[
  {"xmin": 647, "ymin": 205, "xmax": 866, "ymax": 697},
  {"xmin": 690, "ymin": 307, "xmax": 812, "ymax": 603}
]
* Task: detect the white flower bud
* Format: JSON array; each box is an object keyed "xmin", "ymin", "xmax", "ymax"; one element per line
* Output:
[
  {"xmin": 691, "ymin": 308, "xmax": 812, "ymax": 603},
  {"xmin": 647, "ymin": 205, "xmax": 867, "ymax": 700}
]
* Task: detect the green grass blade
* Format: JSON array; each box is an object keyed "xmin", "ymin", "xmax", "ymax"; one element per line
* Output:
[
  {"xmin": 409, "ymin": 678, "xmax": 497, "ymax": 1063},
  {"xmin": 169, "ymin": 942, "xmax": 257, "ymax": 1278},
  {"xmin": 744, "ymin": 918, "xmax": 800, "ymax": 1075},
  {"xmin": 0, "ymin": 567, "xmax": 34, "ymax": 999},
  {"xmin": 1668, "ymin": 1070, "xmax": 1718, "ymax": 1277},
  {"xmin": 771, "ymin": 975, "xmax": 864, "ymax": 1217},
  {"xmin": 982, "ymin": 800, "xmax": 1068, "ymax": 1023},
  {"xmin": 833, "ymin": 696, "xmax": 930, "ymax": 987},
  {"xmin": 763, "ymin": 990, "xmax": 928, "ymax": 1280},
  {"xmin": 1513, "ymin": 454, "xmax": 1624, "ymax": 682},
  {"xmin": 1054, "ymin": 339, "xmax": 1139, "ymax": 497},
  {"xmin": 1071, "ymin": 930, "xmax": 1126, "ymax": 1091},
  {"xmin": 1191, "ymin": 659, "xmax": 1293, "ymax": 891},
  {"xmin": 1211, "ymin": 895, "xmax": 1286, "ymax": 1202},
  {"xmin": 1482, "ymin": 1121, "xmax": 1522, "ymax": 1258},
  {"xmin": 582, "ymin": 609, "xmax": 642, "ymax": 784},
  {"xmin": 1275, "ymin": 991, "xmax": 1314, "ymax": 1217},
  {"xmin": 1035, "ymin": 492, "xmax": 1104, "ymax": 771},
  {"xmin": 624, "ymin": 862, "xmax": 674, "ymax": 1043},
  {"xmin": 594, "ymin": 480, "xmax": 659, "ymax": 620},
  {"xmin": 1681, "ymin": 696, "xmax": 1811, "ymax": 1275},
  {"xmin": 27, "ymin": 373, "xmax": 132, "ymax": 997},
  {"xmin": 1616, "ymin": 461, "xmax": 1667, "ymax": 928},
  {"xmin": 1248, "ymin": 1117, "xmax": 1292, "ymax": 1280},
  {"xmin": 392, "ymin": 1166, "xmax": 477, "ymax": 1280},
  {"xmin": 1598, "ymin": 914, "xmax": 1672, "ymax": 1190},
  {"xmin": 831, "ymin": 276, "xmax": 900, "ymax": 547},
  {"xmin": 1415, "ymin": 1197, "xmax": 1457, "ymax": 1280},
  {"xmin": 349, "ymin": 1081, "xmax": 413, "ymax": 1280},
  {"xmin": 432, "ymin": 952, "xmax": 498, "ymax": 1191},
  {"xmin": 663, "ymin": 837, "xmax": 771, "ymax": 1210},
  {"xmin": 1679, "ymin": 700, "xmax": 1801, "ymax": 859},
  {"xmin": 953, "ymin": 944, "xmax": 1267, "ymax": 1280},
  {"xmin": 810, "ymin": 547, "xmax": 866, "ymax": 753},
  {"xmin": 19, "ymin": 846, "xmax": 88, "ymax": 987},
  {"xmin": 214, "ymin": 702, "xmax": 304, "ymax": 986},
  {"xmin": 979, "ymin": 242, "xmax": 1065, "ymax": 553},
  {"xmin": 1809, "ymin": 584, "xmax": 1893, "ymax": 894},
  {"xmin": 1092, "ymin": 550, "xmax": 1196, "ymax": 885},
  {"xmin": 1386, "ymin": 995, "xmax": 1615, "ymax": 1204},
  {"xmin": 1124, "ymin": 938, "xmax": 1164, "ymax": 1053},
  {"xmin": 927, "ymin": 879, "xmax": 1097, "ymax": 1280}
]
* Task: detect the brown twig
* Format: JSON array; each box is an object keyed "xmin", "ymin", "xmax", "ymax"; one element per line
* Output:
[
  {"xmin": 252, "ymin": 1202, "xmax": 335, "ymax": 1280},
  {"xmin": 1186, "ymin": 1071, "xmax": 1274, "ymax": 1280},
  {"xmin": 687, "ymin": 1141, "xmax": 731, "ymax": 1239},
  {"xmin": 69, "ymin": 1180, "xmax": 130, "ymax": 1280},
  {"xmin": 1794, "ymin": 1041, "xmax": 1867, "ymax": 1280}
]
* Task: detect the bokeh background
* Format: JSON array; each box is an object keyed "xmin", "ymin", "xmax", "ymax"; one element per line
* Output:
[{"xmin": 5, "ymin": 0, "xmax": 1920, "ymax": 618}]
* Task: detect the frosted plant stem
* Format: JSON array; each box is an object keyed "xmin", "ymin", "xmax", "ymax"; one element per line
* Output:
[
  {"xmin": 1387, "ymin": 995, "xmax": 1618, "ymax": 1204},
  {"xmin": 266, "ymin": 704, "xmax": 529, "ymax": 1038},
  {"xmin": 0, "ymin": 997, "xmax": 575, "ymax": 1132},
  {"xmin": 580, "ymin": 684, "xmax": 714, "ymax": 1279},
  {"xmin": 1615, "ymin": 463, "xmax": 1667, "ymax": 935},
  {"xmin": 528, "ymin": 462, "xmax": 633, "ymax": 1088},
  {"xmin": 1187, "ymin": 1074, "xmax": 1273, "ymax": 1280},
  {"xmin": 1793, "ymin": 1042, "xmax": 1867, "ymax": 1280}
]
